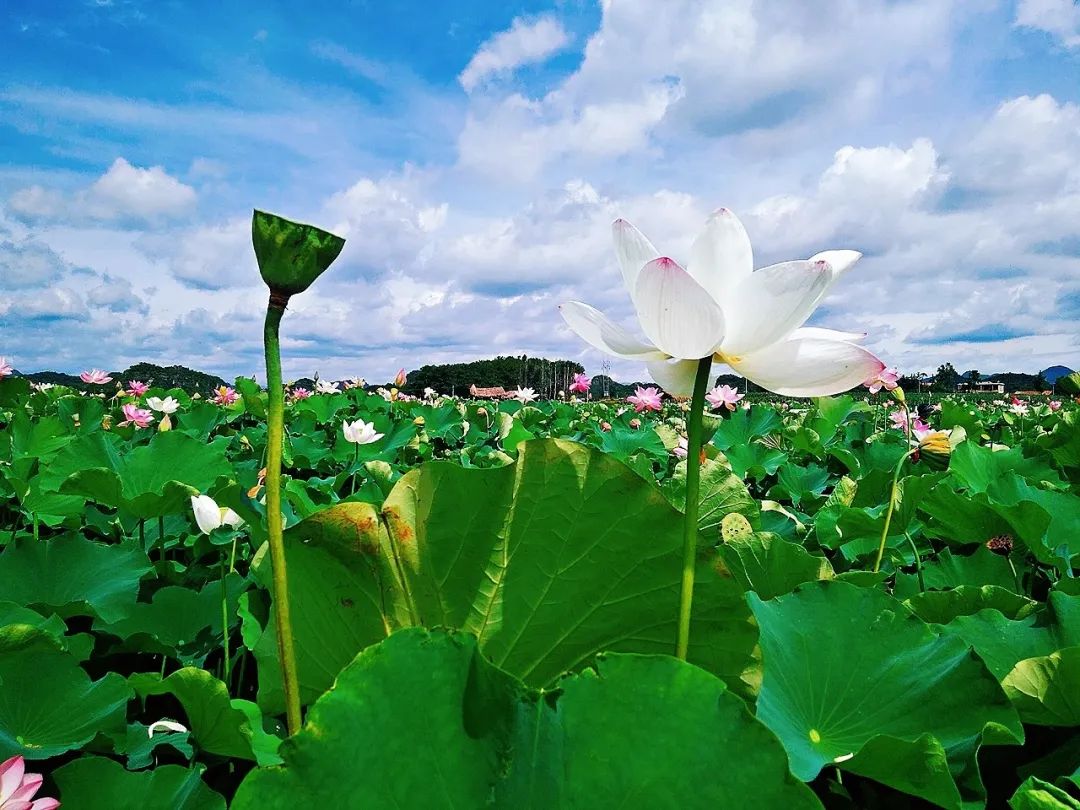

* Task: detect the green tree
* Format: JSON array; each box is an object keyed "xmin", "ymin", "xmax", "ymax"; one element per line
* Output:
[
  {"xmin": 934, "ymin": 362, "xmax": 959, "ymax": 392},
  {"xmin": 966, "ymin": 369, "xmax": 980, "ymax": 385},
  {"xmin": 1033, "ymin": 371, "xmax": 1047, "ymax": 392}
]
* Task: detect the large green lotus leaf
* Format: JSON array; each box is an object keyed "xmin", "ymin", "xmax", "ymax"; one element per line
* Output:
[
  {"xmin": 920, "ymin": 480, "xmax": 1028, "ymax": 546},
  {"xmin": 1009, "ymin": 776, "xmax": 1080, "ymax": 810},
  {"xmin": 715, "ymin": 531, "xmax": 833, "ymax": 600},
  {"xmin": 0, "ymin": 626, "xmax": 131, "ymax": 759},
  {"xmin": 0, "ymin": 601, "xmax": 68, "ymax": 639},
  {"xmin": 130, "ymin": 667, "xmax": 282, "ymax": 764},
  {"xmin": 250, "ymin": 439, "xmax": 757, "ymax": 712},
  {"xmin": 904, "ymin": 585, "xmax": 1038, "ymax": 625},
  {"xmin": 0, "ymin": 535, "xmax": 151, "ymax": 622},
  {"xmin": 46, "ymin": 431, "xmax": 232, "ymax": 519},
  {"xmin": 949, "ymin": 442, "xmax": 1067, "ymax": 494},
  {"xmin": 936, "ymin": 591, "xmax": 1080, "ymax": 680},
  {"xmin": 108, "ymin": 722, "xmax": 193, "ymax": 769},
  {"xmin": 749, "ymin": 581, "xmax": 1022, "ymax": 808},
  {"xmin": 1003, "ymin": 647, "xmax": 1080, "ymax": 726},
  {"xmin": 894, "ymin": 546, "xmax": 1017, "ymax": 599},
  {"xmin": 986, "ymin": 474, "xmax": 1080, "ymax": 564},
  {"xmin": 232, "ymin": 628, "xmax": 819, "ymax": 809},
  {"xmin": 662, "ymin": 456, "xmax": 760, "ymax": 535},
  {"xmin": 1038, "ymin": 411, "xmax": 1080, "ymax": 471},
  {"xmin": 52, "ymin": 756, "xmax": 225, "ymax": 810},
  {"xmin": 94, "ymin": 575, "xmax": 245, "ymax": 663}
]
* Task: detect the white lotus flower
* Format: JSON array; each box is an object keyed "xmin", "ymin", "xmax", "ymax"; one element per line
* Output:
[
  {"xmin": 190, "ymin": 494, "xmax": 244, "ymax": 535},
  {"xmin": 148, "ymin": 719, "xmax": 189, "ymax": 738},
  {"xmin": 146, "ymin": 396, "xmax": 179, "ymax": 414},
  {"xmin": 512, "ymin": 386, "xmax": 538, "ymax": 403},
  {"xmin": 559, "ymin": 209, "xmax": 885, "ymax": 396},
  {"xmin": 315, "ymin": 379, "xmax": 340, "ymax": 394},
  {"xmin": 342, "ymin": 418, "xmax": 384, "ymax": 445}
]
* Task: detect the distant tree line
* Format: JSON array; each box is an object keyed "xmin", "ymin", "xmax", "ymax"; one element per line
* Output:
[
  {"xmin": 23, "ymin": 363, "xmax": 227, "ymax": 394},
  {"xmin": 403, "ymin": 355, "xmax": 585, "ymax": 399},
  {"xmin": 899, "ymin": 363, "xmax": 1055, "ymax": 393}
]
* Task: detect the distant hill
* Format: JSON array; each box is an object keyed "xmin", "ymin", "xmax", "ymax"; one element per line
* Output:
[
  {"xmin": 21, "ymin": 363, "xmax": 227, "ymax": 394},
  {"xmin": 1043, "ymin": 365, "xmax": 1074, "ymax": 384}
]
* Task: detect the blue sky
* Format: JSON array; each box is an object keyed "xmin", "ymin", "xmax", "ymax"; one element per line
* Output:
[{"xmin": 1, "ymin": 0, "xmax": 1078, "ymax": 383}]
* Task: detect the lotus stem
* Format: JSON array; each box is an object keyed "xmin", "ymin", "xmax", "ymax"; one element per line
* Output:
[
  {"xmin": 675, "ymin": 356, "xmax": 713, "ymax": 661},
  {"xmin": 263, "ymin": 295, "xmax": 303, "ymax": 735},
  {"xmin": 220, "ymin": 551, "xmax": 231, "ymax": 688},
  {"xmin": 873, "ymin": 449, "xmax": 915, "ymax": 573}
]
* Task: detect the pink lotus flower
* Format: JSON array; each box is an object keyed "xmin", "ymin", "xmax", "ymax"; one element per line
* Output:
[
  {"xmin": 80, "ymin": 369, "xmax": 112, "ymax": 384},
  {"xmin": 0, "ymin": 755, "xmax": 59, "ymax": 810},
  {"xmin": 627, "ymin": 386, "xmax": 663, "ymax": 412},
  {"xmin": 912, "ymin": 418, "xmax": 931, "ymax": 433},
  {"xmin": 126, "ymin": 380, "xmax": 149, "ymax": 397},
  {"xmin": 289, "ymin": 387, "xmax": 312, "ymax": 402},
  {"xmin": 672, "ymin": 437, "xmax": 688, "ymax": 458},
  {"xmin": 394, "ymin": 368, "xmax": 407, "ymax": 388},
  {"xmin": 0, "ymin": 357, "xmax": 12, "ymax": 378},
  {"xmin": 118, "ymin": 403, "xmax": 154, "ymax": 429},
  {"xmin": 569, "ymin": 373, "xmax": 591, "ymax": 394},
  {"xmin": 705, "ymin": 384, "xmax": 744, "ymax": 411},
  {"xmin": 599, "ymin": 420, "xmax": 612, "ymax": 432},
  {"xmin": 864, "ymin": 367, "xmax": 899, "ymax": 393},
  {"xmin": 629, "ymin": 417, "xmax": 641, "ymax": 429},
  {"xmin": 889, "ymin": 410, "xmax": 909, "ymax": 430},
  {"xmin": 1049, "ymin": 400, "xmax": 1062, "ymax": 411},
  {"xmin": 211, "ymin": 386, "xmax": 239, "ymax": 406}
]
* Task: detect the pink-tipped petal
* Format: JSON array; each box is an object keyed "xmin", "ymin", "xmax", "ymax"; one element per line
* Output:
[
  {"xmin": 646, "ymin": 358, "xmax": 700, "ymax": 397},
  {"xmin": 722, "ymin": 260, "xmax": 834, "ymax": 355},
  {"xmin": 728, "ymin": 337, "xmax": 886, "ymax": 397},
  {"xmin": 634, "ymin": 257, "xmax": 727, "ymax": 359},
  {"xmin": 612, "ymin": 218, "xmax": 660, "ymax": 304},
  {"xmin": 30, "ymin": 800, "xmax": 61, "ymax": 810},
  {"xmin": 810, "ymin": 249, "xmax": 862, "ymax": 277},
  {"xmin": 687, "ymin": 208, "xmax": 754, "ymax": 308},
  {"xmin": 0, "ymin": 756, "xmax": 25, "ymax": 802},
  {"xmin": 558, "ymin": 302, "xmax": 666, "ymax": 360}
]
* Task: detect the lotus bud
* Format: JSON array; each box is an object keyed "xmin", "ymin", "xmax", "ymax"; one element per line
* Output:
[
  {"xmin": 600, "ymin": 421, "xmax": 612, "ymax": 432},
  {"xmin": 394, "ymin": 368, "xmax": 407, "ymax": 387},
  {"xmin": 252, "ymin": 209, "xmax": 346, "ymax": 301},
  {"xmin": 916, "ymin": 430, "xmax": 951, "ymax": 471},
  {"xmin": 629, "ymin": 418, "xmax": 641, "ymax": 429},
  {"xmin": 158, "ymin": 413, "xmax": 172, "ymax": 431}
]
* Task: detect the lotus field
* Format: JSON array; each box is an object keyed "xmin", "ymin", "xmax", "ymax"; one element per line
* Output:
[{"xmin": 1, "ymin": 212, "xmax": 1079, "ymax": 810}]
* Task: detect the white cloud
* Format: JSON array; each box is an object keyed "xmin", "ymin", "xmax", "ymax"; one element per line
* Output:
[
  {"xmin": 1015, "ymin": 0, "xmax": 1080, "ymax": 47},
  {"xmin": 459, "ymin": 15, "xmax": 569, "ymax": 92},
  {"xmin": 8, "ymin": 158, "xmax": 196, "ymax": 224}
]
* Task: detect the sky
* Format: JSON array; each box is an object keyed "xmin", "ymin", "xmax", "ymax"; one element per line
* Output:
[{"xmin": 1, "ymin": 0, "xmax": 1079, "ymax": 384}]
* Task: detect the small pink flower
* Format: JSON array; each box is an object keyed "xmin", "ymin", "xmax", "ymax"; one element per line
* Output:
[
  {"xmin": 80, "ymin": 368, "xmax": 113, "ymax": 384},
  {"xmin": 0, "ymin": 755, "xmax": 59, "ymax": 810},
  {"xmin": 211, "ymin": 385, "xmax": 239, "ymax": 406},
  {"xmin": 126, "ymin": 380, "xmax": 149, "ymax": 397},
  {"xmin": 118, "ymin": 403, "xmax": 154, "ymax": 429},
  {"xmin": 0, "ymin": 357, "xmax": 12, "ymax": 378},
  {"xmin": 1049, "ymin": 400, "xmax": 1062, "ymax": 411},
  {"xmin": 864, "ymin": 367, "xmax": 899, "ymax": 394},
  {"xmin": 599, "ymin": 420, "xmax": 611, "ymax": 432},
  {"xmin": 569, "ymin": 373, "xmax": 591, "ymax": 394},
  {"xmin": 672, "ymin": 437, "xmax": 688, "ymax": 458},
  {"xmin": 627, "ymin": 386, "xmax": 663, "ymax": 413},
  {"xmin": 705, "ymin": 384, "xmax": 744, "ymax": 411},
  {"xmin": 912, "ymin": 418, "xmax": 931, "ymax": 433},
  {"xmin": 889, "ymin": 410, "xmax": 909, "ymax": 430},
  {"xmin": 290, "ymin": 387, "xmax": 312, "ymax": 402}
]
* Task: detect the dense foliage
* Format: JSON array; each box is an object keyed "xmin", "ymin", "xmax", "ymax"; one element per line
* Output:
[{"xmin": 1, "ymin": 375, "xmax": 1078, "ymax": 808}]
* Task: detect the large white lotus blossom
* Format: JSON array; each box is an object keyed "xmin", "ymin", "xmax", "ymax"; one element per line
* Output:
[
  {"xmin": 512, "ymin": 386, "xmax": 538, "ymax": 403},
  {"xmin": 315, "ymin": 379, "xmax": 340, "ymax": 394},
  {"xmin": 146, "ymin": 396, "xmax": 180, "ymax": 414},
  {"xmin": 342, "ymin": 418, "xmax": 384, "ymax": 445},
  {"xmin": 559, "ymin": 209, "xmax": 885, "ymax": 397},
  {"xmin": 190, "ymin": 494, "xmax": 244, "ymax": 535}
]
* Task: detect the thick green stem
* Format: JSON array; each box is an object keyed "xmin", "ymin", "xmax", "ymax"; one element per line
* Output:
[
  {"xmin": 675, "ymin": 357, "xmax": 713, "ymax": 661},
  {"xmin": 873, "ymin": 449, "xmax": 915, "ymax": 573},
  {"xmin": 220, "ymin": 551, "xmax": 231, "ymax": 688},
  {"xmin": 264, "ymin": 297, "xmax": 303, "ymax": 735}
]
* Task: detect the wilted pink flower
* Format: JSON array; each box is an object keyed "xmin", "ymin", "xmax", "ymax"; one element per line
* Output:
[
  {"xmin": 629, "ymin": 418, "xmax": 641, "ymax": 429},
  {"xmin": 627, "ymin": 386, "xmax": 663, "ymax": 413},
  {"xmin": 0, "ymin": 755, "xmax": 59, "ymax": 810},
  {"xmin": 672, "ymin": 437, "xmax": 688, "ymax": 458},
  {"xmin": 80, "ymin": 368, "xmax": 113, "ymax": 384},
  {"xmin": 599, "ymin": 420, "xmax": 612, "ymax": 432},
  {"xmin": 394, "ymin": 368, "xmax": 407, "ymax": 388},
  {"xmin": 0, "ymin": 357, "xmax": 12, "ymax": 378},
  {"xmin": 118, "ymin": 403, "xmax": 154, "ymax": 429},
  {"xmin": 126, "ymin": 380, "xmax": 149, "ymax": 397},
  {"xmin": 289, "ymin": 387, "xmax": 312, "ymax": 402},
  {"xmin": 864, "ymin": 367, "xmax": 899, "ymax": 393},
  {"xmin": 211, "ymin": 386, "xmax": 239, "ymax": 406},
  {"xmin": 570, "ymin": 373, "xmax": 591, "ymax": 394},
  {"xmin": 705, "ymin": 384, "xmax": 744, "ymax": 411},
  {"xmin": 1049, "ymin": 400, "xmax": 1062, "ymax": 411}
]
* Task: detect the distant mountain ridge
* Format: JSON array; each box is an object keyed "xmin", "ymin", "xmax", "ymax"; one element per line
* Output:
[{"xmin": 17, "ymin": 363, "xmax": 227, "ymax": 394}]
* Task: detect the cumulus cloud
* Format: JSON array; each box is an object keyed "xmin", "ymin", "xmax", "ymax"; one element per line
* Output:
[
  {"xmin": 8, "ymin": 158, "xmax": 196, "ymax": 224},
  {"xmin": 0, "ymin": 239, "xmax": 69, "ymax": 289},
  {"xmin": 459, "ymin": 15, "xmax": 569, "ymax": 92},
  {"xmin": 1015, "ymin": 0, "xmax": 1080, "ymax": 47}
]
